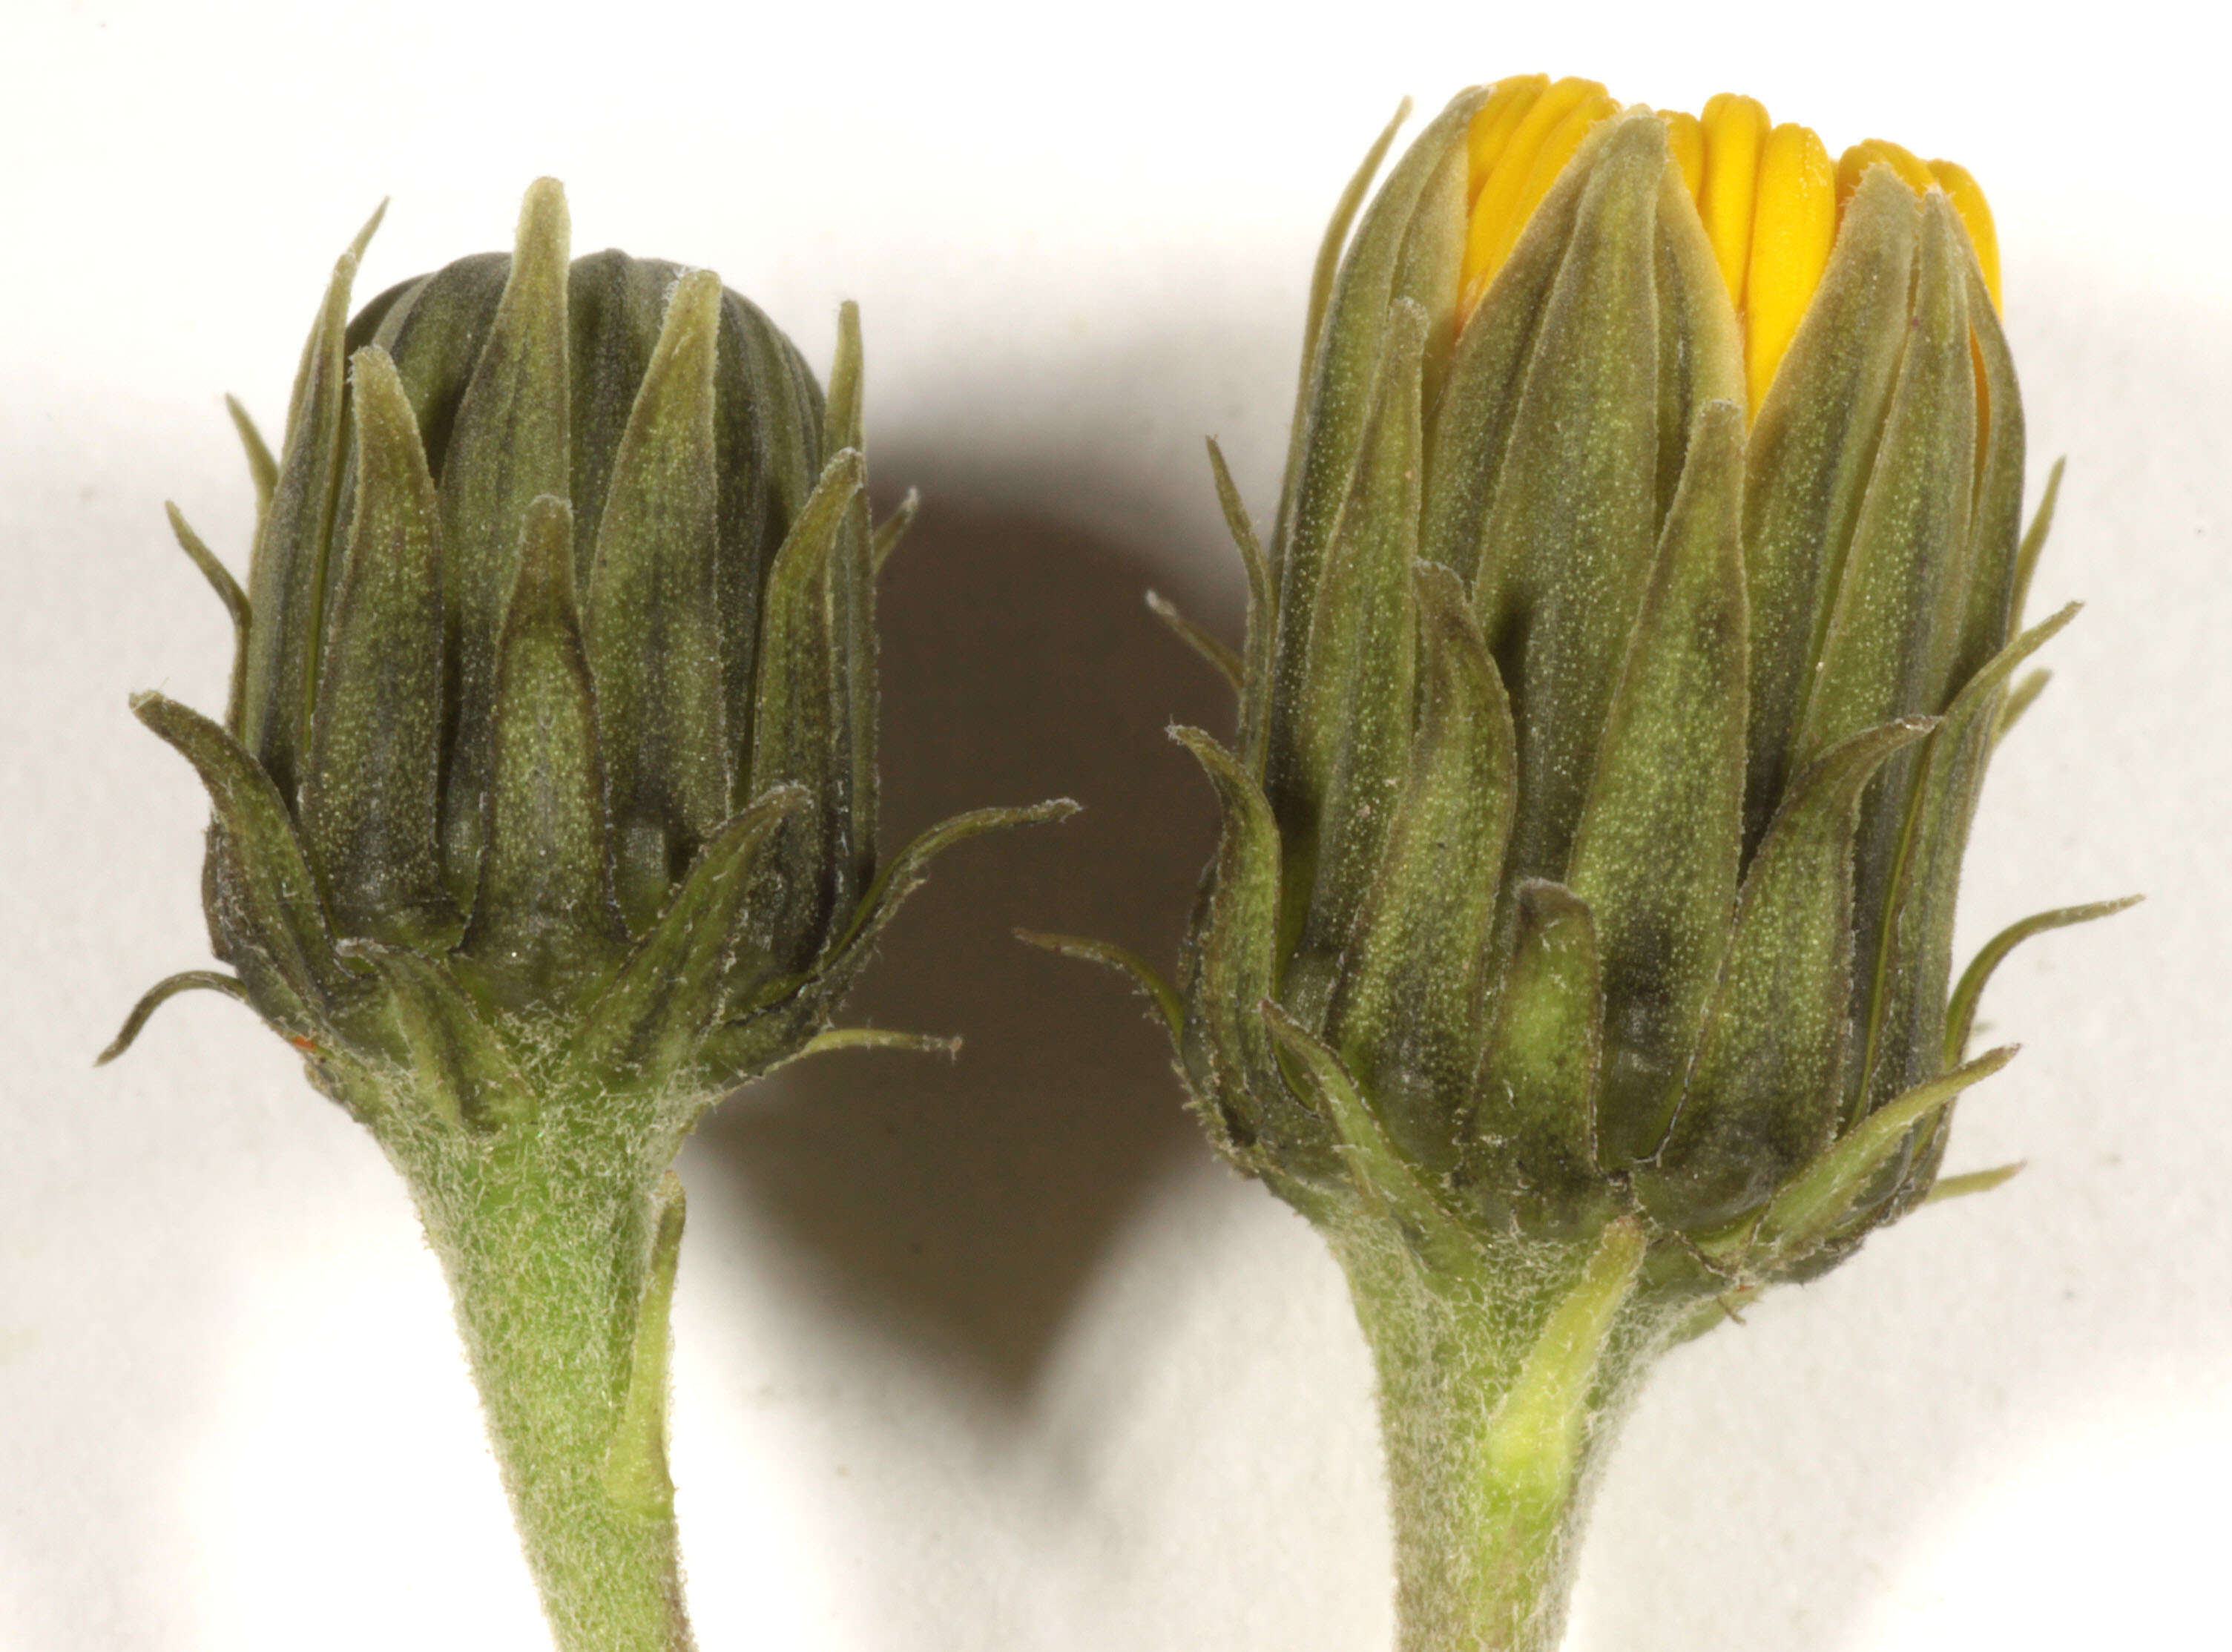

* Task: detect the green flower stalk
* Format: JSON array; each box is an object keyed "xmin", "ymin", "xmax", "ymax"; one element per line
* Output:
[
  {"xmin": 1040, "ymin": 81, "xmax": 2132, "ymax": 1651},
  {"xmin": 107, "ymin": 180, "xmax": 1070, "ymax": 1651}
]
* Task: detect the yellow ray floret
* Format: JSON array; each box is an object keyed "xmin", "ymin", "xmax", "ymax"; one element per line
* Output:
[
  {"xmin": 1456, "ymin": 77, "xmax": 2001, "ymax": 414},
  {"xmin": 1659, "ymin": 111, "xmax": 1705, "ymax": 204},
  {"xmin": 1742, "ymin": 123, "xmax": 1837, "ymax": 414},
  {"xmin": 1699, "ymin": 93, "xmax": 1772, "ymax": 306},
  {"xmin": 1461, "ymin": 76, "xmax": 1618, "ymax": 307}
]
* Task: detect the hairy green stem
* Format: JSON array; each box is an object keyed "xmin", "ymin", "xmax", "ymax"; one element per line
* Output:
[
  {"xmin": 392, "ymin": 1087, "xmax": 696, "ymax": 1652},
  {"xmin": 1332, "ymin": 1216, "xmax": 1665, "ymax": 1652}
]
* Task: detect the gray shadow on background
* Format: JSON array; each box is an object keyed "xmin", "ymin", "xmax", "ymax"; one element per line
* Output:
[{"xmin": 689, "ymin": 483, "xmax": 1238, "ymax": 1398}]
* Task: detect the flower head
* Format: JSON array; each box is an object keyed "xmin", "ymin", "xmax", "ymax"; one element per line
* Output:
[
  {"xmin": 1102, "ymin": 81, "xmax": 2130, "ymax": 1295},
  {"xmin": 109, "ymin": 180, "xmax": 1067, "ymax": 1128}
]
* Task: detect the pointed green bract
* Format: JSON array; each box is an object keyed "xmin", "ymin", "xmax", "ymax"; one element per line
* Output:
[
  {"xmin": 1465, "ymin": 881, "xmax": 1609, "ymax": 1238},
  {"xmin": 240, "ymin": 205, "xmax": 382, "ymax": 803},
  {"xmin": 96, "ymin": 970, "xmax": 249, "ymax": 1066},
  {"xmin": 1147, "ymin": 590, "xmax": 1243, "ymax": 690},
  {"xmin": 1649, "ymin": 163, "xmax": 1746, "ymax": 524},
  {"xmin": 1205, "ymin": 435, "xmax": 1277, "ymax": 767},
  {"xmin": 301, "ymin": 347, "xmax": 458, "ymax": 950},
  {"xmin": 804, "ymin": 797, "xmax": 1080, "ymax": 1009},
  {"xmin": 1015, "ymin": 930, "xmax": 1184, "ymax": 1043},
  {"xmin": 1945, "ymin": 894, "xmax": 2142, "ymax": 1064},
  {"xmin": 1419, "ymin": 118, "xmax": 1613, "ymax": 589},
  {"xmin": 870, "ymin": 487, "xmax": 921, "ymax": 574},
  {"xmin": 346, "ymin": 941, "xmax": 530, "ymax": 1131},
  {"xmin": 1753, "ymin": 1044, "xmax": 2018, "ymax": 1263},
  {"xmin": 1568, "ymin": 398, "xmax": 1746, "ymax": 1167},
  {"xmin": 1285, "ymin": 96, "xmax": 1411, "ymax": 501},
  {"xmin": 134, "ymin": 691, "xmax": 360, "ymax": 1032},
  {"xmin": 1264, "ymin": 999, "xmax": 1481, "ymax": 1277},
  {"xmin": 587, "ymin": 269, "xmax": 731, "ymax": 932},
  {"xmin": 1172, "ymin": 725, "xmax": 1288, "ymax": 1163},
  {"xmin": 1857, "ymin": 605, "xmax": 2079, "ymax": 1122},
  {"xmin": 1292, "ymin": 299, "xmax": 1427, "ymax": 987},
  {"xmin": 748, "ymin": 447, "xmax": 869, "ymax": 964},
  {"xmin": 436, "ymin": 180, "xmax": 573, "ymax": 895},
  {"xmin": 1949, "ymin": 254, "xmax": 2027, "ymax": 691},
  {"xmin": 165, "ymin": 503, "xmax": 251, "ymax": 736},
  {"xmin": 1995, "ymin": 666, "xmax": 2051, "ymax": 745},
  {"xmin": 563, "ymin": 784, "xmax": 806, "ymax": 1103},
  {"xmin": 225, "ymin": 394, "xmax": 278, "ymax": 522},
  {"xmin": 1739, "ymin": 167, "xmax": 1918, "ymax": 849},
  {"xmin": 2009, "ymin": 456, "xmax": 2064, "ymax": 629},
  {"xmin": 463, "ymin": 495, "xmax": 625, "ymax": 997},
  {"xmin": 1326, "ymin": 562, "xmax": 1513, "ymax": 1165},
  {"xmin": 821, "ymin": 298, "xmax": 864, "ymax": 457},
  {"xmin": 1637, "ymin": 717, "xmax": 1934, "ymax": 1228},
  {"xmin": 712, "ymin": 289, "xmax": 827, "ymax": 802},
  {"xmin": 1268, "ymin": 90, "xmax": 1484, "ymax": 828},
  {"xmin": 1475, "ymin": 113, "xmax": 1677, "ymax": 889}
]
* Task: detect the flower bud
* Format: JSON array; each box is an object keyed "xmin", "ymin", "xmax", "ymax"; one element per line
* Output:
[
  {"xmin": 113, "ymin": 180, "xmax": 1066, "ymax": 1116},
  {"xmin": 1148, "ymin": 80, "xmax": 2130, "ymax": 1301}
]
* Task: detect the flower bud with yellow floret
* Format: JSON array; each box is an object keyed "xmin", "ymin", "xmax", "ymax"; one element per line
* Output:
[{"xmin": 1042, "ymin": 78, "xmax": 2130, "ymax": 1652}]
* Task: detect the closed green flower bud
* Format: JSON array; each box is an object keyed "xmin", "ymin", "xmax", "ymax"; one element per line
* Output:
[
  {"xmin": 1047, "ymin": 82, "xmax": 2132, "ymax": 1652},
  {"xmin": 109, "ymin": 181, "xmax": 1069, "ymax": 1651}
]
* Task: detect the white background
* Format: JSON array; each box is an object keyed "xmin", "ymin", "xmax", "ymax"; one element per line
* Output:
[{"xmin": 5, "ymin": 1, "xmax": 2228, "ymax": 1647}]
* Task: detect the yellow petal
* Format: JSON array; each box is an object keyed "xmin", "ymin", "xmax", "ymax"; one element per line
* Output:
[
  {"xmin": 1506, "ymin": 93, "xmax": 1619, "ymax": 260},
  {"xmin": 1468, "ymin": 75, "xmax": 1550, "ymax": 205},
  {"xmin": 1463, "ymin": 76, "xmax": 1610, "ymax": 296},
  {"xmin": 1836, "ymin": 137, "xmax": 1935, "ymax": 213},
  {"xmin": 1659, "ymin": 110, "xmax": 1705, "ymax": 205},
  {"xmin": 1700, "ymin": 92, "xmax": 1771, "ymax": 306},
  {"xmin": 1744, "ymin": 122, "xmax": 1837, "ymax": 414},
  {"xmin": 1929, "ymin": 159, "xmax": 2001, "ymax": 311}
]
